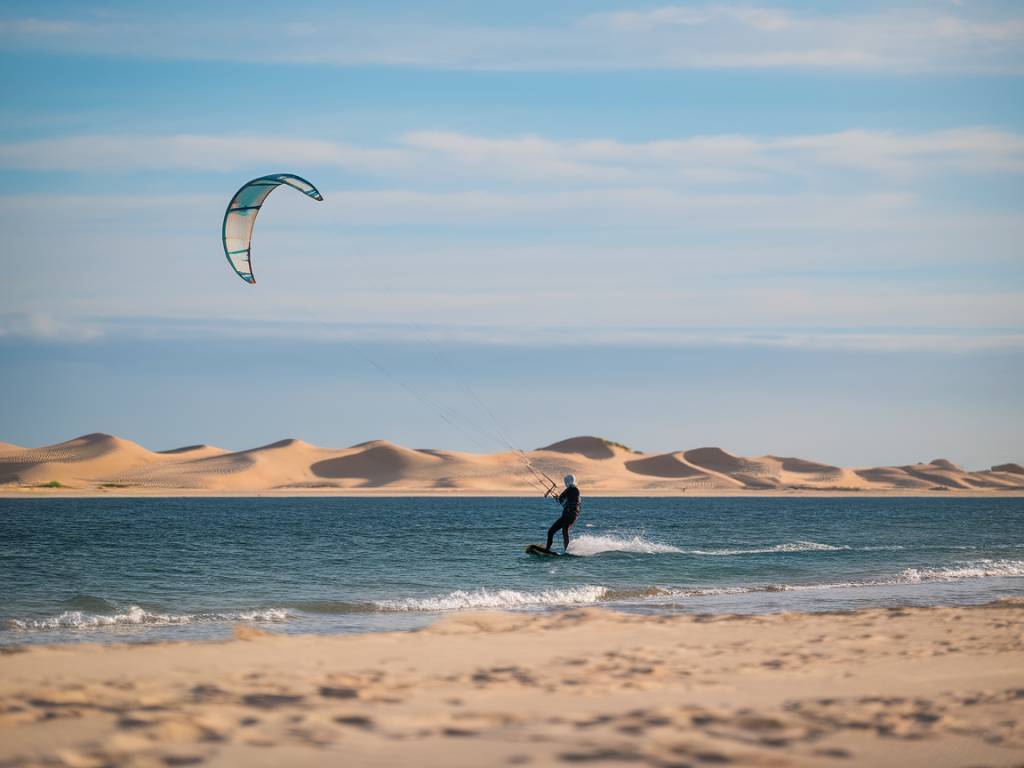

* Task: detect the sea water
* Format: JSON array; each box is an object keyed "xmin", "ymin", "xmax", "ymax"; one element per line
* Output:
[{"xmin": 1, "ymin": 496, "xmax": 1022, "ymax": 645}]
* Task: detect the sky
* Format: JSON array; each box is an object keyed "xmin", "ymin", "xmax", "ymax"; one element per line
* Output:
[{"xmin": 0, "ymin": 0, "xmax": 1022, "ymax": 467}]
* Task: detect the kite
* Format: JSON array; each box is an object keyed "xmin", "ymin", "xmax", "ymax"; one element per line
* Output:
[{"xmin": 222, "ymin": 173, "xmax": 323, "ymax": 284}]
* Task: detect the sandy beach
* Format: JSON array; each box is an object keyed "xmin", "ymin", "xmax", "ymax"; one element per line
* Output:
[{"xmin": 2, "ymin": 601, "xmax": 1022, "ymax": 767}]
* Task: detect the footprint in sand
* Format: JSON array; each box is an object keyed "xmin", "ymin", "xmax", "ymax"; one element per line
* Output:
[
  {"xmin": 241, "ymin": 693, "xmax": 304, "ymax": 709},
  {"xmin": 319, "ymin": 685, "xmax": 359, "ymax": 700},
  {"xmin": 335, "ymin": 714, "xmax": 374, "ymax": 729}
]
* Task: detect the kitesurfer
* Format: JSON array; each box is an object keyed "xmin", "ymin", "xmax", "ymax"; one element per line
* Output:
[{"xmin": 546, "ymin": 474, "xmax": 581, "ymax": 554}]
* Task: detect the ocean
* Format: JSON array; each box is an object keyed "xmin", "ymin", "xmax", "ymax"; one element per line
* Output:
[{"xmin": 2, "ymin": 496, "xmax": 1022, "ymax": 645}]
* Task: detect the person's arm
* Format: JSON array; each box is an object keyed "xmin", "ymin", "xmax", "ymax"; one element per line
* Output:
[{"xmin": 557, "ymin": 488, "xmax": 568, "ymax": 504}]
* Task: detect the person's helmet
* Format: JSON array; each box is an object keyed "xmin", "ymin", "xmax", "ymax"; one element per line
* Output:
[{"xmin": 564, "ymin": 474, "xmax": 576, "ymax": 487}]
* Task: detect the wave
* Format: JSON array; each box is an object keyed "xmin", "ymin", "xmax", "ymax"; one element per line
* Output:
[
  {"xmin": 373, "ymin": 586, "xmax": 609, "ymax": 612},
  {"xmin": 367, "ymin": 560, "xmax": 1024, "ymax": 613},
  {"xmin": 567, "ymin": 534, "xmax": 682, "ymax": 556},
  {"xmin": 686, "ymin": 540, "xmax": 849, "ymax": 556},
  {"xmin": 287, "ymin": 600, "xmax": 373, "ymax": 615},
  {"xmin": 649, "ymin": 559, "xmax": 1024, "ymax": 600},
  {"xmin": 899, "ymin": 559, "xmax": 1024, "ymax": 583},
  {"xmin": 567, "ymin": 540, "xmax": 1021, "ymax": 558},
  {"xmin": 7, "ymin": 606, "xmax": 290, "ymax": 631},
  {"xmin": 8, "ymin": 560, "xmax": 1022, "ymax": 632},
  {"xmin": 62, "ymin": 595, "xmax": 121, "ymax": 612}
]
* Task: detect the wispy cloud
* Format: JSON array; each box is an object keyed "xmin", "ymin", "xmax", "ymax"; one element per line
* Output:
[
  {"xmin": 2, "ymin": 128, "xmax": 1022, "ymax": 181},
  {"xmin": 8, "ymin": 312, "xmax": 1023, "ymax": 354},
  {"xmin": 585, "ymin": 4, "xmax": 1024, "ymax": 73},
  {"xmin": 1, "ymin": 127, "xmax": 1020, "ymax": 345},
  {"xmin": 0, "ymin": 17, "xmax": 83, "ymax": 36},
  {"xmin": 1, "ymin": 4, "xmax": 1023, "ymax": 73},
  {"xmin": 0, "ymin": 135, "xmax": 402, "ymax": 174},
  {"xmin": 3, "ymin": 185, "xmax": 1021, "ymax": 290},
  {"xmin": 0, "ymin": 187, "xmax": 993, "ymax": 249},
  {"xmin": 0, "ymin": 312, "xmax": 104, "ymax": 342},
  {"xmin": 402, "ymin": 128, "xmax": 1024, "ymax": 180}
]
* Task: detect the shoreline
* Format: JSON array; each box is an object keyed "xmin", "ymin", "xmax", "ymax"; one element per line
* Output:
[{"xmin": 2, "ymin": 601, "xmax": 1022, "ymax": 767}]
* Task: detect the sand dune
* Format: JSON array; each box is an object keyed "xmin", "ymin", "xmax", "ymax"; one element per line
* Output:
[
  {"xmin": 769, "ymin": 455, "xmax": 841, "ymax": 474},
  {"xmin": 683, "ymin": 446, "xmax": 750, "ymax": 473},
  {"xmin": 1, "ymin": 433, "xmax": 1021, "ymax": 495},
  {"xmin": 124, "ymin": 438, "xmax": 336, "ymax": 491},
  {"xmin": 899, "ymin": 463, "xmax": 975, "ymax": 489},
  {"xmin": 540, "ymin": 436, "xmax": 636, "ymax": 460},
  {"xmin": 0, "ymin": 433, "xmax": 161, "ymax": 486},
  {"xmin": 855, "ymin": 466, "xmax": 931, "ymax": 489},
  {"xmin": 625, "ymin": 452, "xmax": 710, "ymax": 479},
  {"xmin": 157, "ymin": 444, "xmax": 226, "ymax": 459},
  {"xmin": 312, "ymin": 441, "xmax": 447, "ymax": 488},
  {"xmin": 993, "ymin": 463, "xmax": 1024, "ymax": 475}
]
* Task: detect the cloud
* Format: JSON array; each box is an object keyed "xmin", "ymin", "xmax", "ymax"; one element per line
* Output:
[
  {"xmin": 586, "ymin": 4, "xmax": 1024, "ymax": 73},
  {"xmin": 404, "ymin": 128, "xmax": 1024, "ymax": 180},
  {"xmin": 10, "ymin": 312, "xmax": 1024, "ymax": 354},
  {"xmin": 3, "ymin": 186, "xmax": 1021, "ymax": 277},
  {"xmin": 1, "ymin": 128, "xmax": 1020, "ymax": 346},
  {"xmin": 2, "ymin": 128, "xmax": 1022, "ymax": 182},
  {"xmin": 596, "ymin": 6, "xmax": 793, "ymax": 32},
  {"xmin": 0, "ymin": 135, "xmax": 402, "ymax": 173},
  {"xmin": 774, "ymin": 128, "xmax": 1024, "ymax": 174},
  {"xmin": 0, "ymin": 18, "xmax": 84, "ymax": 36},
  {"xmin": 0, "ymin": 312, "xmax": 104, "ymax": 342},
  {"xmin": 1, "ymin": 4, "xmax": 1023, "ymax": 73},
  {"xmin": 0, "ymin": 187, "xmax": 939, "ymax": 242}
]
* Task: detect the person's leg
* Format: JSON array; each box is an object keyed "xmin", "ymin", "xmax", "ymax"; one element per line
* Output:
[
  {"xmin": 546, "ymin": 518, "xmax": 564, "ymax": 552},
  {"xmin": 562, "ymin": 513, "xmax": 577, "ymax": 552},
  {"xmin": 565, "ymin": 514, "xmax": 581, "ymax": 548}
]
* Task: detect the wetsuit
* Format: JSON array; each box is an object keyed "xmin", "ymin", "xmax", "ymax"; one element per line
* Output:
[{"xmin": 546, "ymin": 486, "xmax": 581, "ymax": 552}]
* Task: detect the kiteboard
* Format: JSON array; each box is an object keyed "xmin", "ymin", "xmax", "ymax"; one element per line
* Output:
[{"xmin": 525, "ymin": 544, "xmax": 566, "ymax": 557}]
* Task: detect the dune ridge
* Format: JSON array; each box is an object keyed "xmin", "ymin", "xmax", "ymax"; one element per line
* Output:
[{"xmin": 1, "ymin": 433, "xmax": 1021, "ymax": 495}]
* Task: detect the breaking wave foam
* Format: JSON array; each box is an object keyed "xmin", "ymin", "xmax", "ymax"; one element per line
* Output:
[
  {"xmin": 8, "ymin": 561, "xmax": 1022, "ymax": 631},
  {"xmin": 653, "ymin": 559, "xmax": 1024, "ymax": 599},
  {"xmin": 567, "ymin": 534, "xmax": 682, "ymax": 556},
  {"xmin": 374, "ymin": 586, "xmax": 609, "ymax": 612},
  {"xmin": 687, "ymin": 541, "xmax": 849, "ymax": 556},
  {"xmin": 899, "ymin": 559, "xmax": 1024, "ymax": 583},
  {"xmin": 8, "ymin": 606, "xmax": 290, "ymax": 631}
]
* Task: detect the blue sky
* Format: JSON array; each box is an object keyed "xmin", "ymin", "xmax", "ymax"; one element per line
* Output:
[{"xmin": 1, "ymin": 1, "xmax": 1022, "ymax": 467}]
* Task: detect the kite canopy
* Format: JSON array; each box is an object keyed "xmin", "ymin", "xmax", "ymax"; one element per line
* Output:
[{"xmin": 222, "ymin": 173, "xmax": 323, "ymax": 284}]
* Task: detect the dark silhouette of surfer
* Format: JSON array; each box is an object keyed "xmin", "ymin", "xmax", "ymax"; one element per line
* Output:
[{"xmin": 546, "ymin": 474, "xmax": 581, "ymax": 553}]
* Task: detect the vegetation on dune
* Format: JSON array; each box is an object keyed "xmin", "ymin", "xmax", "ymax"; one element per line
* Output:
[{"xmin": 605, "ymin": 439, "xmax": 642, "ymax": 454}]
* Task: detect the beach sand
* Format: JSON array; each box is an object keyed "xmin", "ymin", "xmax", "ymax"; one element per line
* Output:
[
  {"xmin": 2, "ymin": 601, "xmax": 1022, "ymax": 767},
  {"xmin": 2, "ymin": 434, "xmax": 1022, "ymax": 496}
]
